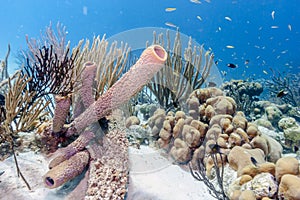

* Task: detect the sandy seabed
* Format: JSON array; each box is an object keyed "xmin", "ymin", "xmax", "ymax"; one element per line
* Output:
[{"xmin": 0, "ymin": 146, "xmax": 214, "ymax": 200}]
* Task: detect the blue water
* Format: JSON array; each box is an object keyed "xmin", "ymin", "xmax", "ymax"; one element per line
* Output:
[{"xmin": 0, "ymin": 0, "xmax": 299, "ymax": 80}]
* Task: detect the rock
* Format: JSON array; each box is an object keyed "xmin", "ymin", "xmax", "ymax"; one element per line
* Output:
[
  {"xmin": 278, "ymin": 174, "xmax": 300, "ymax": 200},
  {"xmin": 275, "ymin": 157, "xmax": 299, "ymax": 182},
  {"xmin": 241, "ymin": 173, "xmax": 278, "ymax": 199}
]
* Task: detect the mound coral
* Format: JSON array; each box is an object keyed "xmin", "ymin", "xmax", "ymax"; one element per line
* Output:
[{"xmin": 150, "ymin": 87, "xmax": 285, "ymax": 199}]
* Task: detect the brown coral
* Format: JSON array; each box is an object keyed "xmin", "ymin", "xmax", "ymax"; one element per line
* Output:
[{"xmin": 170, "ymin": 138, "xmax": 192, "ymax": 163}]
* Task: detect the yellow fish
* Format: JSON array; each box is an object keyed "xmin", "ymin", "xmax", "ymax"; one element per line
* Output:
[{"xmin": 165, "ymin": 7, "xmax": 176, "ymax": 12}]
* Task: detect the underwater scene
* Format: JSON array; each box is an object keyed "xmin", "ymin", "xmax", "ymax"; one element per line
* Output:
[{"xmin": 0, "ymin": 0, "xmax": 299, "ymax": 199}]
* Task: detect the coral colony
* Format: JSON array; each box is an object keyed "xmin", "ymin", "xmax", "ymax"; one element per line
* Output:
[{"xmin": 1, "ymin": 23, "xmax": 300, "ymax": 200}]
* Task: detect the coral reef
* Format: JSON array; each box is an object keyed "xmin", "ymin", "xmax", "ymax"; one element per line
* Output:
[{"xmin": 146, "ymin": 87, "xmax": 289, "ymax": 199}]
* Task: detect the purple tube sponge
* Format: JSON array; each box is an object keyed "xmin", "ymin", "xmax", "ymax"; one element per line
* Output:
[
  {"xmin": 48, "ymin": 131, "xmax": 95, "ymax": 169},
  {"xmin": 52, "ymin": 94, "xmax": 71, "ymax": 133},
  {"xmin": 43, "ymin": 150, "xmax": 90, "ymax": 189},
  {"xmin": 67, "ymin": 45, "xmax": 167, "ymax": 136}
]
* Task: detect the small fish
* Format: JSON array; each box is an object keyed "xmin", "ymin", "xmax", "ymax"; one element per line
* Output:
[
  {"xmin": 271, "ymin": 10, "xmax": 275, "ymax": 20},
  {"xmin": 190, "ymin": 0, "xmax": 201, "ymax": 4},
  {"xmin": 244, "ymin": 59, "xmax": 250, "ymax": 65},
  {"xmin": 226, "ymin": 45, "xmax": 235, "ymax": 49},
  {"xmin": 215, "ymin": 60, "xmax": 219, "ymax": 65},
  {"xmin": 271, "ymin": 26, "xmax": 279, "ymax": 29},
  {"xmin": 225, "ymin": 16, "xmax": 232, "ymax": 21},
  {"xmin": 263, "ymin": 70, "xmax": 268, "ymax": 75},
  {"xmin": 288, "ymin": 24, "xmax": 292, "ymax": 31},
  {"xmin": 165, "ymin": 7, "xmax": 176, "ymax": 12},
  {"xmin": 227, "ymin": 63, "xmax": 237, "ymax": 68},
  {"xmin": 294, "ymin": 146, "xmax": 299, "ymax": 152},
  {"xmin": 250, "ymin": 157, "xmax": 258, "ymax": 166},
  {"xmin": 196, "ymin": 15, "xmax": 202, "ymax": 21},
  {"xmin": 207, "ymin": 81, "xmax": 217, "ymax": 87},
  {"xmin": 208, "ymin": 143, "xmax": 221, "ymax": 154},
  {"xmin": 143, "ymin": 138, "xmax": 149, "ymax": 145},
  {"xmin": 165, "ymin": 22, "xmax": 177, "ymax": 28},
  {"xmin": 0, "ymin": 171, "xmax": 4, "ymax": 176},
  {"xmin": 277, "ymin": 89, "xmax": 288, "ymax": 98}
]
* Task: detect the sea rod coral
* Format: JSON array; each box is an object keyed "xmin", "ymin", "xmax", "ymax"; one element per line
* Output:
[{"xmin": 43, "ymin": 44, "xmax": 167, "ymax": 199}]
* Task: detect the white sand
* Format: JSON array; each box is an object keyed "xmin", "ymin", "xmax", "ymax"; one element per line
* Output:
[
  {"xmin": 0, "ymin": 146, "xmax": 214, "ymax": 200},
  {"xmin": 127, "ymin": 146, "xmax": 214, "ymax": 200}
]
